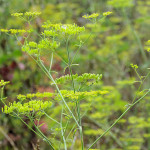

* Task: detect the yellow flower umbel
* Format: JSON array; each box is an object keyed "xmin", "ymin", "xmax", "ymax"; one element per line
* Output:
[
  {"xmin": 2, "ymin": 100, "xmax": 52, "ymax": 116},
  {"xmin": 42, "ymin": 23, "xmax": 85, "ymax": 36},
  {"xmin": 0, "ymin": 80, "xmax": 10, "ymax": 87},
  {"xmin": 24, "ymin": 12, "xmax": 41, "ymax": 17},
  {"xmin": 0, "ymin": 29, "xmax": 9, "ymax": 33},
  {"xmin": 0, "ymin": 29, "xmax": 26, "ymax": 35},
  {"xmin": 55, "ymin": 73, "xmax": 102, "ymax": 84},
  {"xmin": 82, "ymin": 13, "xmax": 99, "ymax": 19},
  {"xmin": 11, "ymin": 12, "xmax": 41, "ymax": 17},
  {"xmin": 11, "ymin": 13, "xmax": 23, "ymax": 17},
  {"xmin": 103, "ymin": 11, "xmax": 113, "ymax": 16},
  {"xmin": 11, "ymin": 11, "xmax": 41, "ymax": 23},
  {"xmin": 130, "ymin": 64, "xmax": 138, "ymax": 69}
]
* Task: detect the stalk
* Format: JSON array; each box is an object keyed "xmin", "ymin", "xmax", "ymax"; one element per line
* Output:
[
  {"xmin": 28, "ymin": 115, "xmax": 55, "ymax": 150},
  {"xmin": 66, "ymin": 37, "xmax": 84, "ymax": 150},
  {"xmin": 28, "ymin": 54, "xmax": 80, "ymax": 128},
  {"xmin": 88, "ymin": 89, "xmax": 150, "ymax": 149},
  {"xmin": 60, "ymin": 106, "xmax": 67, "ymax": 150},
  {"xmin": 38, "ymin": 57, "xmax": 80, "ymax": 128}
]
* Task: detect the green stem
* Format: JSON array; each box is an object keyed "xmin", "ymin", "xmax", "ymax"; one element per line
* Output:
[
  {"xmin": 49, "ymin": 52, "xmax": 53, "ymax": 72},
  {"xmin": 63, "ymin": 119, "xmax": 70, "ymax": 136},
  {"xmin": 88, "ymin": 89, "xmax": 150, "ymax": 149},
  {"xmin": 66, "ymin": 37, "xmax": 76, "ymax": 93},
  {"xmin": 28, "ymin": 115, "xmax": 55, "ymax": 150},
  {"xmin": 60, "ymin": 105, "xmax": 67, "ymax": 150},
  {"xmin": 66, "ymin": 37, "xmax": 84, "ymax": 150},
  {"xmin": 0, "ymin": 87, "xmax": 6, "ymax": 105},
  {"xmin": 66, "ymin": 105, "xmax": 92, "ymax": 141},
  {"xmin": 38, "ymin": 57, "xmax": 80, "ymax": 128},
  {"xmin": 54, "ymin": 51, "xmax": 68, "ymax": 65},
  {"xmin": 132, "ymin": 71, "xmax": 150, "ymax": 104},
  {"xmin": 86, "ymin": 116, "xmax": 123, "ymax": 148},
  {"xmin": 44, "ymin": 111, "xmax": 60, "ymax": 125},
  {"xmin": 16, "ymin": 114, "xmax": 42, "ymax": 138},
  {"xmin": 28, "ymin": 55, "xmax": 79, "ymax": 129},
  {"xmin": 71, "ymin": 32, "xmax": 92, "ymax": 65}
]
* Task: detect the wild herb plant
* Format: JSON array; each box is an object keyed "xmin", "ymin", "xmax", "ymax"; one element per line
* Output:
[{"xmin": 0, "ymin": 11, "xmax": 150, "ymax": 150}]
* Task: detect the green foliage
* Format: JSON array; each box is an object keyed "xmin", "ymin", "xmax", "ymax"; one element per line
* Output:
[{"xmin": 0, "ymin": 1, "xmax": 150, "ymax": 150}]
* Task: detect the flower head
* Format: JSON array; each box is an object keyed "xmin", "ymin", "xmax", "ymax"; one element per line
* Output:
[
  {"xmin": 82, "ymin": 13, "xmax": 99, "ymax": 19},
  {"xmin": 103, "ymin": 11, "xmax": 113, "ymax": 16},
  {"xmin": 130, "ymin": 64, "xmax": 138, "ymax": 69},
  {"xmin": 24, "ymin": 12, "xmax": 41, "ymax": 16},
  {"xmin": 0, "ymin": 80, "xmax": 10, "ymax": 87},
  {"xmin": 0, "ymin": 29, "xmax": 9, "ymax": 33},
  {"xmin": 11, "ymin": 13, "xmax": 23, "ymax": 17}
]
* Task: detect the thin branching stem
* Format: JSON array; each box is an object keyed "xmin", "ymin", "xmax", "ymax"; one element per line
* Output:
[
  {"xmin": 60, "ymin": 105, "xmax": 67, "ymax": 150},
  {"xmin": 28, "ymin": 115, "xmax": 55, "ymax": 150},
  {"xmin": 88, "ymin": 89, "xmax": 150, "ymax": 149},
  {"xmin": 37, "ymin": 57, "xmax": 80, "ymax": 128},
  {"xmin": 66, "ymin": 37, "xmax": 84, "ymax": 150}
]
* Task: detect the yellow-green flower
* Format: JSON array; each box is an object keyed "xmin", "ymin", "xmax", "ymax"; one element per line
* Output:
[
  {"xmin": 24, "ymin": 12, "xmax": 41, "ymax": 16},
  {"xmin": 82, "ymin": 13, "xmax": 99, "ymax": 19},
  {"xmin": 130, "ymin": 64, "xmax": 138, "ymax": 69},
  {"xmin": 0, "ymin": 80, "xmax": 10, "ymax": 87},
  {"xmin": 147, "ymin": 48, "xmax": 150, "ymax": 52},
  {"xmin": 103, "ymin": 11, "xmax": 113, "ymax": 16},
  {"xmin": 145, "ymin": 40, "xmax": 150, "ymax": 52},
  {"xmin": 29, "ymin": 41, "xmax": 37, "ymax": 48},
  {"xmin": 0, "ymin": 29, "xmax": 9, "ymax": 33},
  {"xmin": 2, "ymin": 100, "xmax": 52, "ymax": 115},
  {"xmin": 11, "ymin": 13, "xmax": 23, "ymax": 17},
  {"xmin": 9, "ymin": 29, "xmax": 18, "ymax": 34},
  {"xmin": 17, "ymin": 29, "xmax": 26, "ymax": 33}
]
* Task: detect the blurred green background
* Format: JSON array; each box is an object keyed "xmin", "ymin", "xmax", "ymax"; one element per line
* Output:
[{"xmin": 0, "ymin": 0, "xmax": 150, "ymax": 149}]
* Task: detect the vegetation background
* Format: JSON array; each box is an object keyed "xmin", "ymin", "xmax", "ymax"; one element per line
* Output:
[{"xmin": 0, "ymin": 0, "xmax": 150, "ymax": 149}]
